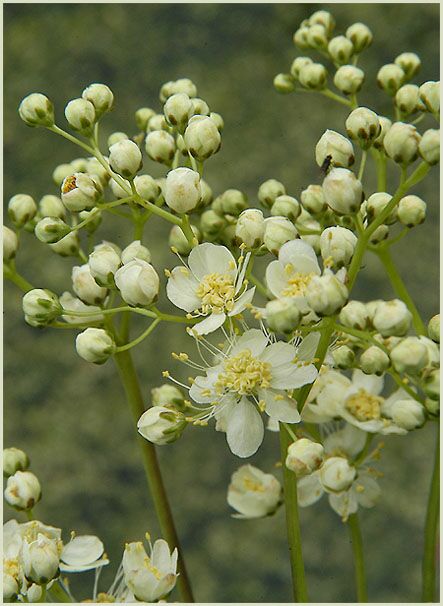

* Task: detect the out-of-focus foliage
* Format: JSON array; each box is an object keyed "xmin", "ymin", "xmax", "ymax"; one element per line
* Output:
[{"xmin": 4, "ymin": 3, "xmax": 439, "ymax": 602}]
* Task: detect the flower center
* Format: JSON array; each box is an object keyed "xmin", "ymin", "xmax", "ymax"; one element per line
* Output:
[
  {"xmin": 242, "ymin": 477, "xmax": 265, "ymax": 492},
  {"xmin": 215, "ymin": 349, "xmax": 271, "ymax": 395},
  {"xmin": 281, "ymin": 268, "xmax": 316, "ymax": 297},
  {"xmin": 62, "ymin": 175, "xmax": 77, "ymax": 193},
  {"xmin": 4, "ymin": 558, "xmax": 19, "ymax": 578},
  {"xmin": 345, "ymin": 389, "xmax": 383, "ymax": 421},
  {"xmin": 143, "ymin": 556, "xmax": 162, "ymax": 580},
  {"xmin": 195, "ymin": 272, "xmax": 235, "ymax": 313}
]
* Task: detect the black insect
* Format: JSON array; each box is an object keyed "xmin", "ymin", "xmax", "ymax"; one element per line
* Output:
[{"xmin": 320, "ymin": 154, "xmax": 333, "ymax": 175}]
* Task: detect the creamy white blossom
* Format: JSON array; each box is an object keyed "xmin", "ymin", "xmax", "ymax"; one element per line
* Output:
[
  {"xmin": 227, "ymin": 465, "xmax": 282, "ymax": 518},
  {"xmin": 114, "ymin": 259, "xmax": 159, "ymax": 306}
]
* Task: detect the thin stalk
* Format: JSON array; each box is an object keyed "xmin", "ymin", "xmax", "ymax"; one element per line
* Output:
[
  {"xmin": 48, "ymin": 125, "xmax": 95, "ymax": 155},
  {"xmin": 48, "ymin": 582, "xmax": 73, "ymax": 603},
  {"xmin": 115, "ymin": 318, "xmax": 161, "ymax": 352},
  {"xmin": 3, "ymin": 263, "xmax": 33, "ymax": 292},
  {"xmin": 279, "ymin": 424, "xmax": 309, "ymax": 602},
  {"xmin": 181, "ymin": 214, "xmax": 196, "ymax": 248},
  {"xmin": 347, "ymin": 513, "xmax": 368, "ymax": 602},
  {"xmin": 357, "ymin": 150, "xmax": 367, "ymax": 182},
  {"xmin": 320, "ymin": 88, "xmax": 352, "ymax": 107},
  {"xmin": 422, "ymin": 427, "xmax": 440, "ymax": 602},
  {"xmin": 114, "ymin": 350, "xmax": 194, "ymax": 602}
]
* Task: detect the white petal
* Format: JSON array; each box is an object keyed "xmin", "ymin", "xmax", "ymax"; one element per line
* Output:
[
  {"xmin": 228, "ymin": 287, "xmax": 255, "ymax": 316},
  {"xmin": 189, "ymin": 372, "xmax": 218, "ymax": 403},
  {"xmin": 353, "ymin": 473, "xmax": 381, "ymax": 508},
  {"xmin": 382, "ymin": 388, "xmax": 414, "ymax": 415},
  {"xmin": 59, "ymin": 558, "xmax": 109, "ymax": 573},
  {"xmin": 324, "ymin": 425, "xmax": 366, "ymax": 458},
  {"xmin": 260, "ymin": 389, "xmax": 301, "ymax": 423},
  {"xmin": 230, "ymin": 329, "xmax": 269, "ymax": 357},
  {"xmin": 61, "ymin": 535, "xmax": 104, "ymax": 567},
  {"xmin": 193, "ymin": 313, "xmax": 226, "ymax": 335},
  {"xmin": 270, "ymin": 363, "xmax": 318, "ymax": 390},
  {"xmin": 259, "ymin": 342, "xmax": 297, "ymax": 368},
  {"xmin": 278, "ymin": 239, "xmax": 321, "ymax": 275},
  {"xmin": 265, "ymin": 260, "xmax": 288, "ymax": 298},
  {"xmin": 267, "ymin": 417, "xmax": 280, "ymax": 432},
  {"xmin": 225, "ymin": 398, "xmax": 264, "ymax": 458},
  {"xmin": 297, "ymin": 332, "xmax": 321, "ymax": 361},
  {"xmin": 151, "ymin": 539, "xmax": 172, "ymax": 574},
  {"xmin": 328, "ymin": 490, "xmax": 358, "ymax": 520},
  {"xmin": 188, "ymin": 243, "xmax": 236, "ymax": 279},
  {"xmin": 297, "ymin": 472, "xmax": 324, "ymax": 507},
  {"xmin": 351, "ymin": 369, "xmax": 384, "ymax": 396},
  {"xmin": 166, "ymin": 267, "xmax": 201, "ymax": 312}
]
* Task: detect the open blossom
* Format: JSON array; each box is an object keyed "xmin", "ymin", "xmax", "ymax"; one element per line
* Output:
[
  {"xmin": 166, "ymin": 242, "xmax": 255, "ymax": 335},
  {"xmin": 179, "ymin": 328, "xmax": 318, "ymax": 457},
  {"xmin": 227, "ymin": 464, "xmax": 282, "ymax": 519}
]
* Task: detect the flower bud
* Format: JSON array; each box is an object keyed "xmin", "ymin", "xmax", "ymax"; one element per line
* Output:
[
  {"xmin": 72, "ymin": 264, "xmax": 108, "ymax": 305},
  {"xmin": 372, "ymin": 299, "xmax": 412, "ymax": 337},
  {"xmin": 334, "ymin": 65, "xmax": 365, "ymax": 95},
  {"xmin": 49, "ymin": 232, "xmax": 80, "ymax": 257},
  {"xmin": 227, "ymin": 465, "xmax": 282, "ymax": 519},
  {"xmin": 345, "ymin": 23, "xmax": 372, "ymax": 52},
  {"xmin": 19, "ymin": 92, "xmax": 54, "ymax": 127},
  {"xmin": 88, "ymin": 243, "xmax": 121, "ymax": 287},
  {"xmin": 76, "ymin": 328, "xmax": 115, "ymax": 364},
  {"xmin": 328, "ymin": 36, "xmax": 354, "ymax": 64},
  {"xmin": 395, "ymin": 52, "xmax": 421, "ymax": 80},
  {"xmin": 8, "ymin": 194, "xmax": 37, "ymax": 227},
  {"xmin": 147, "ymin": 113, "xmax": 170, "ymax": 132},
  {"xmin": 315, "ymin": 129, "xmax": 355, "ymax": 168},
  {"xmin": 419, "ymin": 129, "xmax": 440, "ymax": 165},
  {"xmin": 290, "ymin": 57, "xmax": 313, "ymax": 79},
  {"xmin": 419, "ymin": 81, "xmax": 440, "ymax": 114},
  {"xmin": 423, "ymin": 368, "xmax": 439, "ymax": 401},
  {"xmin": 306, "ymin": 272, "xmax": 348, "ymax": 316},
  {"xmin": 151, "ymin": 384, "xmax": 185, "ymax": 409},
  {"xmin": 395, "ymin": 84, "xmax": 421, "ymax": 116},
  {"xmin": 369, "ymin": 224, "xmax": 389, "ymax": 244},
  {"xmin": 397, "ymin": 194, "xmax": 426, "ymax": 227},
  {"xmin": 85, "ymin": 157, "xmax": 111, "ymax": 187},
  {"xmin": 61, "ymin": 173, "xmax": 102, "ymax": 211},
  {"xmin": 322, "ymin": 168, "xmax": 363, "ymax": 214},
  {"xmin": 121, "ymin": 240, "xmax": 151, "ymax": 264},
  {"xmin": 60, "ymin": 291, "xmax": 103, "ymax": 325},
  {"xmin": 390, "ymin": 337, "xmax": 429, "ymax": 374},
  {"xmin": 377, "ymin": 64, "xmax": 405, "ymax": 94},
  {"xmin": 71, "ymin": 157, "xmax": 88, "ymax": 172},
  {"xmin": 359, "ymin": 346, "xmax": 390, "ymax": 375},
  {"xmin": 4, "ymin": 470, "xmax": 41, "ymax": 510},
  {"xmin": 366, "ymin": 192, "xmax": 397, "ymax": 225},
  {"xmin": 200, "ymin": 210, "xmax": 226, "ymax": 238},
  {"xmin": 164, "ymin": 93, "xmax": 193, "ymax": 129},
  {"xmin": 135, "ymin": 107, "xmax": 156, "ymax": 131},
  {"xmin": 339, "ymin": 300, "xmax": 368, "ymax": 330},
  {"xmin": 346, "ymin": 107, "xmax": 380, "ymax": 149},
  {"xmin": 271, "ymin": 195, "xmax": 301, "ymax": 221},
  {"xmin": 65, "ymin": 98, "xmax": 96, "ymax": 135},
  {"xmin": 390, "ymin": 399, "xmax": 425, "ymax": 430},
  {"xmin": 27, "ymin": 584, "xmax": 43, "ymax": 603},
  {"xmin": 307, "ymin": 24, "xmax": 328, "ymax": 50},
  {"xmin": 3, "ymin": 226, "xmax": 18, "ymax": 261},
  {"xmin": 191, "ymin": 97, "xmax": 210, "ymax": 116},
  {"xmin": 34, "ymin": 217, "xmax": 70, "ymax": 244},
  {"xmin": 258, "ymin": 179, "xmax": 286, "ymax": 209},
  {"xmin": 109, "ymin": 140, "xmax": 142, "ymax": 179},
  {"xmin": 39, "ymin": 194, "xmax": 66, "ymax": 219},
  {"xmin": 320, "ymin": 226, "xmax": 357, "ymax": 268},
  {"xmin": 114, "ymin": 259, "xmax": 159, "ymax": 306},
  {"xmin": 53, "ymin": 163, "xmax": 74, "ymax": 186},
  {"xmin": 286, "ymin": 438, "xmax": 324, "ymax": 477},
  {"xmin": 198, "ymin": 179, "xmax": 213, "ymax": 207},
  {"xmin": 235, "ymin": 209, "xmax": 265, "ymax": 249},
  {"xmin": 293, "ymin": 26, "xmax": 311, "ymax": 49},
  {"xmin": 273, "ymin": 73, "xmax": 295, "ymax": 94},
  {"xmin": 22, "ymin": 534, "xmax": 60, "ymax": 584},
  {"xmin": 160, "ymin": 78, "xmax": 197, "ymax": 103},
  {"xmin": 332, "ymin": 345, "xmax": 355, "ymax": 369},
  {"xmin": 168, "ymin": 224, "xmax": 200, "ymax": 254},
  {"xmin": 145, "ymin": 130, "xmax": 175, "ymax": 164},
  {"xmin": 309, "ymin": 10, "xmax": 335, "ymax": 34},
  {"xmin": 320, "ymin": 457, "xmax": 355, "ymax": 492},
  {"xmin": 383, "ymin": 122, "xmax": 420, "ymax": 165},
  {"xmin": 107, "ymin": 131, "xmax": 128, "ymax": 147},
  {"xmin": 184, "ymin": 115, "xmax": 221, "ymax": 161},
  {"xmin": 296, "ymin": 214, "xmax": 321, "ymax": 253},
  {"xmin": 373, "ymin": 116, "xmax": 392, "ymax": 150},
  {"xmin": 82, "ymin": 83, "xmax": 114, "ymax": 118},
  {"xmin": 263, "ymin": 217, "xmax": 298, "ymax": 255},
  {"xmin": 428, "ymin": 314, "xmax": 439, "ymax": 343},
  {"xmin": 137, "ymin": 406, "xmax": 186, "ymax": 445},
  {"xmin": 134, "ymin": 174, "xmax": 161, "ymax": 203},
  {"xmin": 425, "ymin": 397, "xmax": 439, "ymax": 417},
  {"xmin": 165, "ymin": 167, "xmax": 201, "ymax": 214},
  {"xmin": 266, "ymin": 298, "xmax": 301, "ymax": 333},
  {"xmin": 300, "ymin": 184, "xmax": 327, "ymax": 214},
  {"xmin": 3, "ymin": 573, "xmax": 18, "ymax": 600},
  {"xmin": 298, "ymin": 63, "xmax": 327, "ymax": 90},
  {"xmin": 209, "ymin": 111, "xmax": 224, "ymax": 131},
  {"xmin": 22, "ymin": 289, "xmax": 61, "ymax": 325},
  {"xmin": 3, "ymin": 447, "xmax": 29, "ymax": 477}
]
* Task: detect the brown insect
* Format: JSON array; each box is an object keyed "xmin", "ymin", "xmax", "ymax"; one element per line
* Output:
[{"xmin": 320, "ymin": 154, "xmax": 333, "ymax": 175}]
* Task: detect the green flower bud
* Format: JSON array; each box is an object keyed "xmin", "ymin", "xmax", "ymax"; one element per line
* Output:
[
  {"xmin": 419, "ymin": 129, "xmax": 440, "ymax": 165},
  {"xmin": 134, "ymin": 174, "xmax": 161, "ymax": 203},
  {"xmin": 200, "ymin": 209, "xmax": 226, "ymax": 238},
  {"xmin": 315, "ymin": 129, "xmax": 355, "ymax": 169},
  {"xmin": 34, "ymin": 217, "xmax": 71, "ymax": 244},
  {"xmin": 258, "ymin": 179, "xmax": 286, "ymax": 209},
  {"xmin": 293, "ymin": 26, "xmax": 311, "ymax": 49},
  {"xmin": 8, "ymin": 194, "xmax": 37, "ymax": 227},
  {"xmin": 235, "ymin": 209, "xmax": 265, "ymax": 249},
  {"xmin": 290, "ymin": 57, "xmax": 313, "ymax": 79},
  {"xmin": 345, "ymin": 23, "xmax": 372, "ymax": 52},
  {"xmin": 339, "ymin": 300, "xmax": 368, "ymax": 330},
  {"xmin": 423, "ymin": 368, "xmax": 439, "ymax": 401},
  {"xmin": 209, "ymin": 111, "xmax": 224, "ymax": 131},
  {"xmin": 359, "ymin": 346, "xmax": 390, "ymax": 375},
  {"xmin": 22, "ymin": 288, "xmax": 61, "ymax": 326},
  {"xmin": 65, "ymin": 98, "xmax": 96, "ymax": 135},
  {"xmin": 271, "ymin": 195, "xmax": 301, "ymax": 221},
  {"xmin": 71, "ymin": 157, "xmax": 88, "ymax": 172},
  {"xmin": 306, "ymin": 272, "xmax": 348, "ymax": 316},
  {"xmin": 300, "ymin": 184, "xmax": 326, "ymax": 214},
  {"xmin": 320, "ymin": 226, "xmax": 357, "ymax": 268},
  {"xmin": 76, "ymin": 328, "xmax": 115, "ymax": 364},
  {"xmin": 159, "ymin": 78, "xmax": 197, "ymax": 103},
  {"xmin": 82, "ymin": 83, "xmax": 114, "ymax": 118},
  {"xmin": 53, "ymin": 163, "xmax": 75, "ymax": 186},
  {"xmin": 107, "ymin": 131, "xmax": 128, "ymax": 147},
  {"xmin": 332, "ymin": 345, "xmax": 355, "ymax": 369},
  {"xmin": 383, "ymin": 122, "xmax": 420, "ymax": 165},
  {"xmin": 184, "ymin": 115, "xmax": 221, "ymax": 161},
  {"xmin": 265, "ymin": 298, "xmax": 301, "ymax": 334},
  {"xmin": 286, "ymin": 438, "xmax": 324, "ymax": 477},
  {"xmin": 328, "ymin": 36, "xmax": 354, "ymax": 64},
  {"xmin": 366, "ymin": 192, "xmax": 397, "ymax": 225},
  {"xmin": 147, "ymin": 113, "xmax": 170, "ymax": 132},
  {"xmin": 395, "ymin": 84, "xmax": 421, "ymax": 116},
  {"xmin": 425, "ymin": 396, "xmax": 439, "ymax": 416},
  {"xmin": 370, "ymin": 224, "xmax": 389, "ymax": 243},
  {"xmin": 18, "ymin": 93, "xmax": 54, "ymax": 127},
  {"xmin": 419, "ymin": 81, "xmax": 440, "ymax": 114},
  {"xmin": 372, "ymin": 299, "xmax": 412, "ymax": 337},
  {"xmin": 273, "ymin": 73, "xmax": 295, "ymax": 94},
  {"xmin": 109, "ymin": 139, "xmax": 142, "ymax": 179},
  {"xmin": 3, "ymin": 447, "xmax": 29, "ymax": 477},
  {"xmin": 49, "ymin": 232, "xmax": 80, "ymax": 257},
  {"xmin": 165, "ymin": 167, "xmax": 201, "ymax": 213},
  {"xmin": 377, "ymin": 64, "xmax": 405, "ymax": 95},
  {"xmin": 3, "ymin": 226, "xmax": 18, "ymax": 261},
  {"xmin": 151, "ymin": 384, "xmax": 186, "ymax": 410},
  {"xmin": 220, "ymin": 189, "xmax": 248, "ymax": 216},
  {"xmin": 397, "ymin": 194, "xmax": 426, "ymax": 227},
  {"xmin": 39, "ymin": 194, "xmax": 66, "ymax": 219},
  {"xmin": 121, "ymin": 240, "xmax": 151, "ymax": 265},
  {"xmin": 309, "ymin": 10, "xmax": 335, "ymax": 34},
  {"xmin": 322, "ymin": 168, "xmax": 363, "ymax": 215},
  {"xmin": 307, "ymin": 24, "xmax": 329, "ymax": 50},
  {"xmin": 395, "ymin": 52, "xmax": 421, "ymax": 80},
  {"xmin": 263, "ymin": 216, "xmax": 298, "ymax": 255},
  {"xmin": 334, "ymin": 65, "xmax": 365, "ymax": 95},
  {"xmin": 428, "ymin": 314, "xmax": 440, "ymax": 343},
  {"xmin": 137, "ymin": 406, "xmax": 186, "ymax": 445},
  {"xmin": 168, "ymin": 224, "xmax": 200, "ymax": 255},
  {"xmin": 164, "ymin": 93, "xmax": 193, "ymax": 129},
  {"xmin": 373, "ymin": 116, "xmax": 392, "ymax": 150},
  {"xmin": 145, "ymin": 130, "xmax": 176, "ymax": 165},
  {"xmin": 61, "ymin": 173, "xmax": 102, "ymax": 211},
  {"xmin": 190, "ymin": 97, "xmax": 210, "ymax": 116},
  {"xmin": 4, "ymin": 471, "xmax": 41, "ymax": 511},
  {"xmin": 346, "ymin": 107, "xmax": 381, "ymax": 149},
  {"xmin": 135, "ymin": 107, "xmax": 156, "ymax": 131},
  {"xmin": 298, "ymin": 63, "xmax": 327, "ymax": 90}
]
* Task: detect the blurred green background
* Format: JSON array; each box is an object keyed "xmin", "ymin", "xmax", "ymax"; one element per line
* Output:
[{"xmin": 4, "ymin": 3, "xmax": 439, "ymax": 603}]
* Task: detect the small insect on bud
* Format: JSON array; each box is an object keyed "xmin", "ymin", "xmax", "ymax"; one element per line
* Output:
[
  {"xmin": 145, "ymin": 130, "xmax": 176, "ymax": 165},
  {"xmin": 298, "ymin": 63, "xmax": 328, "ymax": 90},
  {"xmin": 372, "ymin": 299, "xmax": 412, "ymax": 337},
  {"xmin": 135, "ymin": 107, "xmax": 156, "ymax": 131},
  {"xmin": 377, "ymin": 64, "xmax": 405, "ymax": 95},
  {"xmin": 18, "ymin": 93, "xmax": 55, "ymax": 127},
  {"xmin": 137, "ymin": 406, "xmax": 186, "ymax": 445},
  {"xmin": 315, "ymin": 129, "xmax": 355, "ymax": 169},
  {"xmin": 301, "ymin": 185, "xmax": 327, "ymax": 215},
  {"xmin": 419, "ymin": 129, "xmax": 440, "ymax": 165},
  {"xmin": 164, "ymin": 167, "xmax": 201, "ymax": 214},
  {"xmin": 3, "ymin": 447, "xmax": 29, "ymax": 477},
  {"xmin": 322, "ymin": 168, "xmax": 363, "ymax": 215},
  {"xmin": 307, "ymin": 24, "xmax": 329, "ymax": 50},
  {"xmin": 339, "ymin": 300, "xmax": 369, "ymax": 330},
  {"xmin": 114, "ymin": 259, "xmax": 160, "ymax": 306},
  {"xmin": 65, "ymin": 98, "xmax": 96, "ymax": 135},
  {"xmin": 8, "ymin": 194, "xmax": 37, "ymax": 227},
  {"xmin": 366, "ymin": 192, "xmax": 397, "ymax": 225},
  {"xmin": 397, "ymin": 195, "xmax": 426, "ymax": 227},
  {"xmin": 293, "ymin": 26, "xmax": 311, "ymax": 49},
  {"xmin": 334, "ymin": 65, "xmax": 365, "ymax": 95},
  {"xmin": 383, "ymin": 122, "xmax": 421, "ymax": 165},
  {"xmin": 235, "ymin": 209, "xmax": 265, "ymax": 249},
  {"xmin": 4, "ymin": 470, "xmax": 41, "ymax": 510},
  {"xmin": 390, "ymin": 399, "xmax": 426, "ymax": 431},
  {"xmin": 271, "ymin": 195, "xmax": 301, "ymax": 222},
  {"xmin": 332, "ymin": 345, "xmax": 355, "ymax": 369},
  {"xmin": 263, "ymin": 216, "xmax": 298, "ymax": 255},
  {"xmin": 108, "ymin": 139, "xmax": 143, "ymax": 179},
  {"xmin": 345, "ymin": 22, "xmax": 372, "ymax": 53},
  {"xmin": 428, "ymin": 314, "xmax": 440, "ymax": 343},
  {"xmin": 107, "ymin": 131, "xmax": 128, "ymax": 147},
  {"xmin": 88, "ymin": 243, "xmax": 121, "ymax": 287},
  {"xmin": 168, "ymin": 224, "xmax": 200, "ymax": 255},
  {"xmin": 395, "ymin": 84, "xmax": 421, "ymax": 116},
  {"xmin": 419, "ymin": 81, "xmax": 440, "ymax": 114},
  {"xmin": 394, "ymin": 52, "xmax": 421, "ymax": 80},
  {"xmin": 345, "ymin": 107, "xmax": 381, "ymax": 149},
  {"xmin": 290, "ymin": 57, "xmax": 313, "ymax": 79},
  {"xmin": 121, "ymin": 240, "xmax": 151, "ymax": 265},
  {"xmin": 320, "ymin": 226, "xmax": 357, "ymax": 268},
  {"xmin": 328, "ymin": 36, "xmax": 354, "ymax": 64},
  {"xmin": 220, "ymin": 189, "xmax": 248, "ymax": 216},
  {"xmin": 390, "ymin": 336, "xmax": 430, "ymax": 375},
  {"xmin": 72, "ymin": 264, "xmax": 108, "ymax": 305},
  {"xmin": 258, "ymin": 179, "xmax": 286, "ymax": 209},
  {"xmin": 3, "ymin": 226, "xmax": 19, "ymax": 261},
  {"xmin": 200, "ymin": 210, "xmax": 226, "ymax": 238},
  {"xmin": 82, "ymin": 83, "xmax": 114, "ymax": 118},
  {"xmin": 266, "ymin": 298, "xmax": 301, "ymax": 334},
  {"xmin": 22, "ymin": 289, "xmax": 61, "ymax": 326},
  {"xmin": 34, "ymin": 217, "xmax": 71, "ymax": 244},
  {"xmin": 359, "ymin": 346, "xmax": 390, "ymax": 375},
  {"xmin": 306, "ymin": 272, "xmax": 348, "ymax": 316},
  {"xmin": 76, "ymin": 328, "xmax": 116, "ymax": 364},
  {"xmin": 309, "ymin": 10, "xmax": 335, "ymax": 35},
  {"xmin": 320, "ymin": 457, "xmax": 355, "ymax": 492},
  {"xmin": 184, "ymin": 115, "xmax": 221, "ymax": 161},
  {"xmin": 373, "ymin": 116, "xmax": 392, "ymax": 150},
  {"xmin": 164, "ymin": 93, "xmax": 193, "ymax": 129},
  {"xmin": 273, "ymin": 73, "xmax": 295, "ymax": 94},
  {"xmin": 61, "ymin": 173, "xmax": 102, "ymax": 212},
  {"xmin": 286, "ymin": 438, "xmax": 324, "ymax": 477}
]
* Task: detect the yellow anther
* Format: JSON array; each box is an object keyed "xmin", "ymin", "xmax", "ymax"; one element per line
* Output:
[
  {"xmin": 188, "ymin": 377, "xmax": 195, "ymax": 385},
  {"xmin": 274, "ymin": 461, "xmax": 283, "ymax": 468},
  {"xmin": 196, "ymin": 272, "xmax": 236, "ymax": 314},
  {"xmin": 164, "ymin": 269, "xmax": 172, "ymax": 277},
  {"xmin": 281, "ymin": 271, "xmax": 316, "ymax": 298},
  {"xmin": 171, "ymin": 246, "xmax": 179, "ymax": 254},
  {"xmin": 228, "ymin": 260, "xmax": 236, "ymax": 270},
  {"xmin": 345, "ymin": 389, "xmax": 383, "ymax": 422},
  {"xmin": 243, "ymin": 477, "xmax": 265, "ymax": 492},
  {"xmin": 274, "ymin": 394, "xmax": 284, "ymax": 401},
  {"xmin": 214, "ymin": 349, "xmax": 272, "ymax": 395},
  {"xmin": 179, "ymin": 267, "xmax": 190, "ymax": 275},
  {"xmin": 355, "ymin": 483, "xmax": 365, "ymax": 493},
  {"xmin": 145, "ymin": 531, "xmax": 151, "ymax": 542},
  {"xmin": 258, "ymin": 399, "xmax": 266, "ymax": 412},
  {"xmin": 162, "ymin": 370, "xmax": 170, "ymax": 378}
]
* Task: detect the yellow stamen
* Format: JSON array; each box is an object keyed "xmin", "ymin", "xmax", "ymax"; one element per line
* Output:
[
  {"xmin": 281, "ymin": 271, "xmax": 316, "ymax": 298},
  {"xmin": 345, "ymin": 389, "xmax": 383, "ymax": 422},
  {"xmin": 214, "ymin": 349, "xmax": 271, "ymax": 395},
  {"xmin": 195, "ymin": 272, "xmax": 236, "ymax": 313}
]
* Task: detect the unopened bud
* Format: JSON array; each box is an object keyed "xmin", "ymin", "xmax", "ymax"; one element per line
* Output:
[
  {"xmin": 168, "ymin": 224, "xmax": 200, "ymax": 255},
  {"xmin": 19, "ymin": 93, "xmax": 54, "ymax": 127},
  {"xmin": 273, "ymin": 73, "xmax": 295, "ymax": 94},
  {"xmin": 34, "ymin": 217, "xmax": 70, "ymax": 244},
  {"xmin": 109, "ymin": 140, "xmax": 142, "ymax": 179},
  {"xmin": 271, "ymin": 195, "xmax": 301, "ymax": 222},
  {"xmin": 114, "ymin": 259, "xmax": 160, "ymax": 306},
  {"xmin": 383, "ymin": 122, "xmax": 420, "ymax": 165},
  {"xmin": 309, "ymin": 10, "xmax": 335, "ymax": 34},
  {"xmin": 298, "ymin": 63, "xmax": 327, "ymax": 90},
  {"xmin": 328, "ymin": 36, "xmax": 354, "ymax": 64},
  {"xmin": 82, "ymin": 83, "xmax": 114, "ymax": 118},
  {"xmin": 39, "ymin": 194, "xmax": 66, "ymax": 219},
  {"xmin": 137, "ymin": 406, "xmax": 186, "ymax": 445},
  {"xmin": 369, "ymin": 224, "xmax": 389, "ymax": 244},
  {"xmin": 397, "ymin": 194, "xmax": 426, "ymax": 227},
  {"xmin": 423, "ymin": 368, "xmax": 439, "ymax": 401},
  {"xmin": 88, "ymin": 243, "xmax": 121, "ymax": 287},
  {"xmin": 121, "ymin": 240, "xmax": 151, "ymax": 264},
  {"xmin": 190, "ymin": 97, "xmax": 210, "ymax": 116},
  {"xmin": 320, "ymin": 226, "xmax": 357, "ymax": 268},
  {"xmin": 3, "ymin": 447, "xmax": 29, "ymax": 477},
  {"xmin": 159, "ymin": 78, "xmax": 197, "ymax": 103},
  {"xmin": 145, "ymin": 130, "xmax": 176, "ymax": 165},
  {"xmin": 151, "ymin": 384, "xmax": 185, "ymax": 409},
  {"xmin": 164, "ymin": 93, "xmax": 193, "ymax": 129},
  {"xmin": 200, "ymin": 210, "xmax": 226, "ymax": 238},
  {"xmin": 339, "ymin": 300, "xmax": 368, "ymax": 330},
  {"xmin": 315, "ymin": 129, "xmax": 355, "ymax": 168},
  {"xmin": 258, "ymin": 179, "xmax": 286, "ymax": 209},
  {"xmin": 165, "ymin": 168, "xmax": 201, "ymax": 213},
  {"xmin": 65, "ymin": 98, "xmax": 96, "ymax": 135},
  {"xmin": 235, "ymin": 209, "xmax": 265, "ymax": 249},
  {"xmin": 107, "ymin": 131, "xmax": 128, "ymax": 147},
  {"xmin": 419, "ymin": 129, "xmax": 440, "ymax": 165},
  {"xmin": 53, "ymin": 163, "xmax": 75, "ymax": 186},
  {"xmin": 320, "ymin": 457, "xmax": 355, "ymax": 492},
  {"xmin": 372, "ymin": 299, "xmax": 412, "ymax": 337},
  {"xmin": 419, "ymin": 81, "xmax": 440, "ymax": 114},
  {"xmin": 306, "ymin": 272, "xmax": 348, "ymax": 316},
  {"xmin": 286, "ymin": 438, "xmax": 324, "ymax": 477},
  {"xmin": 76, "ymin": 328, "xmax": 115, "ymax": 364},
  {"xmin": 209, "ymin": 111, "xmax": 224, "ymax": 131},
  {"xmin": 4, "ymin": 470, "xmax": 41, "ymax": 510},
  {"xmin": 366, "ymin": 192, "xmax": 397, "ymax": 225},
  {"xmin": 220, "ymin": 189, "xmax": 248, "ymax": 216},
  {"xmin": 395, "ymin": 52, "xmax": 421, "ymax": 80},
  {"xmin": 22, "ymin": 289, "xmax": 61, "ymax": 325},
  {"xmin": 72, "ymin": 264, "xmax": 108, "ymax": 305},
  {"xmin": 332, "ymin": 345, "xmax": 355, "ymax": 369},
  {"xmin": 8, "ymin": 194, "xmax": 37, "ymax": 227},
  {"xmin": 307, "ymin": 24, "xmax": 328, "ymax": 50},
  {"xmin": 184, "ymin": 115, "xmax": 221, "ymax": 161},
  {"xmin": 377, "ymin": 64, "xmax": 405, "ymax": 95},
  {"xmin": 290, "ymin": 57, "xmax": 313, "ymax": 79},
  {"xmin": 301, "ymin": 185, "xmax": 327, "ymax": 214},
  {"xmin": 135, "ymin": 107, "xmax": 156, "ymax": 131},
  {"xmin": 3, "ymin": 226, "xmax": 18, "ymax": 261},
  {"xmin": 322, "ymin": 168, "xmax": 363, "ymax": 215},
  {"xmin": 373, "ymin": 116, "xmax": 392, "ymax": 150},
  {"xmin": 390, "ymin": 336, "xmax": 429, "ymax": 374},
  {"xmin": 49, "ymin": 232, "xmax": 80, "ymax": 257},
  {"xmin": 346, "ymin": 23, "xmax": 372, "ymax": 53},
  {"xmin": 428, "ymin": 315, "xmax": 439, "ymax": 343},
  {"xmin": 346, "ymin": 107, "xmax": 380, "ymax": 149},
  {"xmin": 293, "ymin": 27, "xmax": 310, "ymax": 49},
  {"xmin": 263, "ymin": 217, "xmax": 298, "ymax": 255},
  {"xmin": 334, "ymin": 65, "xmax": 365, "ymax": 95},
  {"xmin": 390, "ymin": 399, "xmax": 425, "ymax": 430},
  {"xmin": 359, "ymin": 346, "xmax": 390, "ymax": 375},
  {"xmin": 266, "ymin": 298, "xmax": 301, "ymax": 333},
  {"xmin": 395, "ymin": 84, "xmax": 421, "ymax": 116}
]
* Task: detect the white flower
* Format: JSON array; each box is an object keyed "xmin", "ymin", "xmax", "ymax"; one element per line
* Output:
[
  {"xmin": 227, "ymin": 465, "xmax": 282, "ymax": 518},
  {"xmin": 18, "ymin": 93, "xmax": 54, "ymax": 127},
  {"xmin": 319, "ymin": 456, "xmax": 356, "ymax": 491},
  {"xmin": 109, "ymin": 140, "xmax": 143, "ymax": 179},
  {"xmin": 4, "ymin": 471, "xmax": 41, "ymax": 511},
  {"xmin": 114, "ymin": 259, "xmax": 160, "ymax": 306},
  {"xmin": 301, "ymin": 367, "xmax": 351, "ymax": 423},
  {"xmin": 122, "ymin": 539, "xmax": 178, "ymax": 602},
  {"xmin": 3, "ymin": 448, "xmax": 29, "ymax": 477},
  {"xmin": 166, "ymin": 242, "xmax": 255, "ymax": 335},
  {"xmin": 61, "ymin": 173, "xmax": 102, "ymax": 212},
  {"xmin": 88, "ymin": 243, "xmax": 121, "ymax": 287},
  {"xmin": 60, "ymin": 535, "xmax": 109, "ymax": 572},
  {"xmin": 183, "ymin": 328, "xmax": 317, "ymax": 457}
]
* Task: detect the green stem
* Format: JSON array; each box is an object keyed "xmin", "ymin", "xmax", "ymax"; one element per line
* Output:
[
  {"xmin": 115, "ymin": 318, "xmax": 161, "ymax": 352},
  {"xmin": 133, "ymin": 193, "xmax": 183, "ymax": 226},
  {"xmin": 347, "ymin": 513, "xmax": 368, "ymax": 602},
  {"xmin": 62, "ymin": 305, "xmax": 196, "ymax": 324},
  {"xmin": 422, "ymin": 426, "xmax": 440, "ymax": 602},
  {"xmin": 357, "ymin": 150, "xmax": 367, "ymax": 182},
  {"xmin": 249, "ymin": 273, "xmax": 268, "ymax": 298},
  {"xmin": 3, "ymin": 263, "xmax": 34, "ymax": 292},
  {"xmin": 181, "ymin": 214, "xmax": 196, "ymax": 248},
  {"xmin": 279, "ymin": 424, "xmax": 309, "ymax": 602},
  {"xmin": 48, "ymin": 582, "xmax": 73, "ymax": 603},
  {"xmin": 114, "ymin": 350, "xmax": 194, "ymax": 603},
  {"xmin": 320, "ymin": 88, "xmax": 352, "ymax": 107},
  {"xmin": 48, "ymin": 125, "xmax": 95, "ymax": 156}
]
